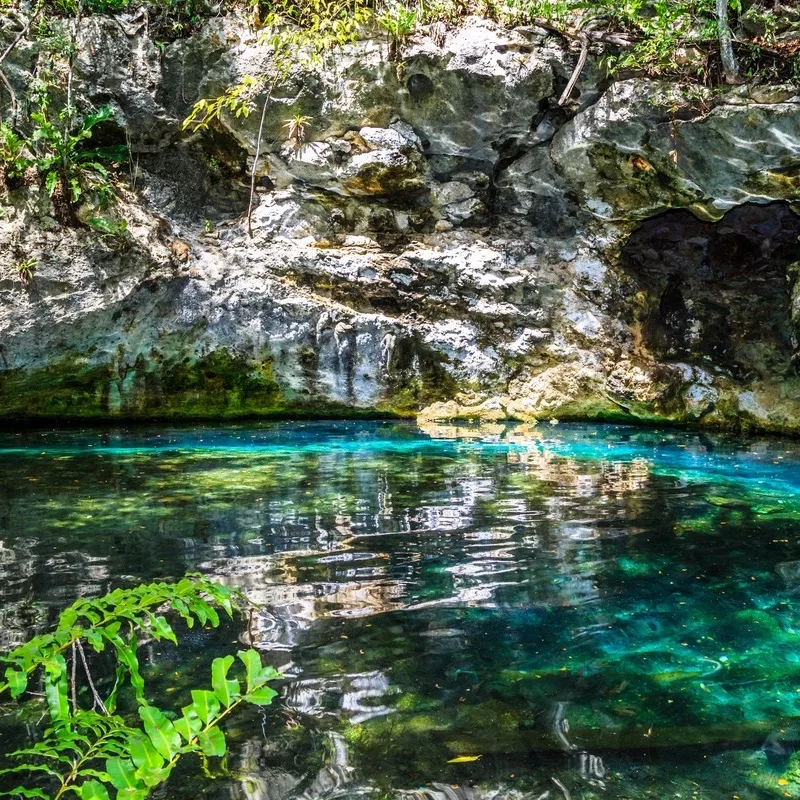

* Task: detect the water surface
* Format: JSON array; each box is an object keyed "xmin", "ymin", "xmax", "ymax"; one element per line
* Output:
[{"xmin": 3, "ymin": 420, "xmax": 800, "ymax": 798}]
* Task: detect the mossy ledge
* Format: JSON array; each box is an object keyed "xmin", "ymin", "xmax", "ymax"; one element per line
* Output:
[{"xmin": 0, "ymin": 348, "xmax": 456, "ymax": 422}]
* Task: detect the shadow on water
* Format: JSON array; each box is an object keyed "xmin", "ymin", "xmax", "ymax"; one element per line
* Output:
[{"xmin": 4, "ymin": 420, "xmax": 800, "ymax": 798}]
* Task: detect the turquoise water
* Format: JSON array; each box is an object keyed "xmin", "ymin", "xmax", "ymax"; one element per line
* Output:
[{"xmin": 4, "ymin": 420, "xmax": 800, "ymax": 798}]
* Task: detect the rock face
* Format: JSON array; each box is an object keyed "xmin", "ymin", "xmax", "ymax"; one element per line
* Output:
[{"xmin": 1, "ymin": 15, "xmax": 800, "ymax": 431}]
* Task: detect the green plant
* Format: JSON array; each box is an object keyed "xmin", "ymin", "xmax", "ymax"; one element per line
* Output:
[
  {"xmin": 740, "ymin": 2, "xmax": 779, "ymax": 43},
  {"xmin": 257, "ymin": 0, "xmax": 371, "ymax": 67},
  {"xmin": 50, "ymin": 0, "xmax": 129, "ymax": 12},
  {"xmin": 88, "ymin": 216, "xmax": 129, "ymax": 249},
  {"xmin": 791, "ymin": 53, "xmax": 800, "ymax": 83},
  {"xmin": 283, "ymin": 113, "xmax": 312, "ymax": 145},
  {"xmin": 497, "ymin": 0, "xmax": 725, "ymax": 77},
  {"xmin": 378, "ymin": 4, "xmax": 418, "ymax": 44},
  {"xmin": 182, "ymin": 74, "xmax": 262, "ymax": 131},
  {"xmin": 415, "ymin": 0, "xmax": 467, "ymax": 26},
  {"xmin": 184, "ymin": 0, "xmax": 370, "ymax": 133},
  {"xmin": 203, "ymin": 218, "xmax": 214, "ymax": 233},
  {"xmin": 0, "ymin": 122, "xmax": 32, "ymax": 187},
  {"xmin": 0, "ymin": 576, "xmax": 280, "ymax": 800},
  {"xmin": 31, "ymin": 103, "xmax": 128, "ymax": 222},
  {"xmin": 143, "ymin": 0, "xmax": 219, "ymax": 40},
  {"xmin": 43, "ymin": 0, "xmax": 224, "ymax": 39},
  {"xmin": 185, "ymin": 0, "xmax": 370, "ymax": 235},
  {"xmin": 13, "ymin": 256, "xmax": 37, "ymax": 286},
  {"xmin": 33, "ymin": 18, "xmax": 75, "ymax": 58},
  {"xmin": 0, "ymin": 657, "xmax": 278, "ymax": 799}
]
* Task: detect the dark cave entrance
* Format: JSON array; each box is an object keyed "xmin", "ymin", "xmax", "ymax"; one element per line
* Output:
[{"xmin": 620, "ymin": 201, "xmax": 800, "ymax": 381}]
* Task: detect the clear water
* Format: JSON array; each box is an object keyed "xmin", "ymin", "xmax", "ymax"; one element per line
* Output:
[{"xmin": 4, "ymin": 420, "xmax": 800, "ymax": 799}]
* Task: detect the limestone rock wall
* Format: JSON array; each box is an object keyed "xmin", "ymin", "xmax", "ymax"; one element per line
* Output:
[{"xmin": 1, "ymin": 14, "xmax": 799, "ymax": 431}]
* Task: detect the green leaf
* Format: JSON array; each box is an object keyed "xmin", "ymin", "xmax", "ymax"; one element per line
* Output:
[
  {"xmin": 133, "ymin": 764, "xmax": 172, "ymax": 789},
  {"xmin": 172, "ymin": 715, "xmax": 195, "ymax": 743},
  {"xmin": 78, "ymin": 780, "xmax": 111, "ymax": 800},
  {"xmin": 105, "ymin": 631, "xmax": 145, "ymax": 704},
  {"xmin": 105, "ymin": 662, "xmax": 127, "ymax": 715},
  {"xmin": 117, "ymin": 790, "xmax": 149, "ymax": 800},
  {"xmin": 197, "ymin": 727, "xmax": 226, "ymax": 757},
  {"xmin": 245, "ymin": 685, "xmax": 278, "ymax": 706},
  {"xmin": 189, "ymin": 597, "xmax": 220, "ymax": 628},
  {"xmin": 238, "ymin": 648, "xmax": 261, "ymax": 693},
  {"xmin": 45, "ymin": 170, "xmax": 58, "ymax": 195},
  {"xmin": 174, "ymin": 702, "xmax": 203, "ymax": 742},
  {"xmin": 211, "ymin": 655, "xmax": 240, "ymax": 707},
  {"xmin": 139, "ymin": 705, "xmax": 182, "ymax": 760},
  {"xmin": 171, "ymin": 598, "xmax": 194, "ymax": 627},
  {"xmin": 85, "ymin": 629, "xmax": 104, "ymax": 652},
  {"xmin": 189, "ymin": 689, "xmax": 221, "ymax": 725},
  {"xmin": 82, "ymin": 144, "xmax": 128, "ymax": 163},
  {"xmin": 43, "ymin": 656, "xmax": 70, "ymax": 722},
  {"xmin": 83, "ymin": 106, "xmax": 114, "ymax": 130},
  {"xmin": 128, "ymin": 735, "xmax": 165, "ymax": 771},
  {"xmin": 237, "ymin": 649, "xmax": 280, "ymax": 693},
  {"xmin": 2, "ymin": 788, "xmax": 50, "ymax": 799},
  {"xmin": 105, "ymin": 757, "xmax": 139, "ymax": 791},
  {"xmin": 151, "ymin": 616, "xmax": 177, "ymax": 645},
  {"xmin": 4, "ymin": 667, "xmax": 27, "ymax": 698},
  {"xmin": 59, "ymin": 608, "xmax": 79, "ymax": 628},
  {"xmin": 0, "ymin": 763, "xmax": 65, "ymax": 779},
  {"xmin": 84, "ymin": 161, "xmax": 109, "ymax": 178},
  {"xmin": 79, "ymin": 769, "xmax": 111, "ymax": 782}
]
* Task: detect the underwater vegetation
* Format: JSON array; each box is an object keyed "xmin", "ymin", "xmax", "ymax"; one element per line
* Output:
[{"xmin": 3, "ymin": 421, "xmax": 800, "ymax": 798}]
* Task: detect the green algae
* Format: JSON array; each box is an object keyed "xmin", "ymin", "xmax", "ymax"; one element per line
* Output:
[
  {"xmin": 131, "ymin": 348, "xmax": 285, "ymax": 417},
  {"xmin": 586, "ymin": 142, "xmax": 703, "ymax": 216},
  {"xmin": 0, "ymin": 355, "xmax": 116, "ymax": 418},
  {"xmin": 0, "ymin": 349, "xmax": 286, "ymax": 419},
  {"xmin": 378, "ymin": 337, "xmax": 459, "ymax": 415},
  {"xmin": 0, "ymin": 348, "xmax": 412, "ymax": 421},
  {"xmin": 0, "ymin": 339, "xmax": 459, "ymax": 421}
]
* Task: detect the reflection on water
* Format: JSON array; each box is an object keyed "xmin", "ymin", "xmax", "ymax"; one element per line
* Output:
[{"xmin": 4, "ymin": 420, "xmax": 800, "ymax": 798}]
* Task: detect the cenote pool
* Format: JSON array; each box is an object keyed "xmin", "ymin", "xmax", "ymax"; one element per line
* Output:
[{"xmin": 4, "ymin": 420, "xmax": 800, "ymax": 799}]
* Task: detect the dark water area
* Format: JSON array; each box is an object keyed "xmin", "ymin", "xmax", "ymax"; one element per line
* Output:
[{"xmin": 4, "ymin": 420, "xmax": 800, "ymax": 799}]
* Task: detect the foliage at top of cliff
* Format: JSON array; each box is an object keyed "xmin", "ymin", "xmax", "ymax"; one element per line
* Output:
[
  {"xmin": 0, "ymin": 0, "xmax": 795, "ymax": 145},
  {"xmin": 4, "ymin": 0, "xmax": 799, "ymax": 77}
]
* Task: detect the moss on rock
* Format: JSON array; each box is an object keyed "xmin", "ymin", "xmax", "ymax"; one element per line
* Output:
[
  {"xmin": 586, "ymin": 141, "xmax": 702, "ymax": 216},
  {"xmin": 0, "ymin": 348, "xmax": 405, "ymax": 421},
  {"xmin": 0, "ymin": 343, "xmax": 463, "ymax": 422},
  {"xmin": 0, "ymin": 356, "xmax": 117, "ymax": 418}
]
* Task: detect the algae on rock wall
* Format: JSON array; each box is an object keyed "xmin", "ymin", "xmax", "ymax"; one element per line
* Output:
[{"xmin": 0, "ymin": 350, "xmax": 284, "ymax": 419}]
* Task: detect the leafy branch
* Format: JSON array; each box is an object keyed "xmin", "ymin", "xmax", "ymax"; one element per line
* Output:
[
  {"xmin": 0, "ymin": 574, "xmax": 237, "ymax": 707},
  {"xmin": 182, "ymin": 0, "xmax": 370, "ymax": 236},
  {"xmin": 0, "ymin": 651, "xmax": 279, "ymax": 800},
  {"xmin": 0, "ymin": 576, "xmax": 281, "ymax": 800}
]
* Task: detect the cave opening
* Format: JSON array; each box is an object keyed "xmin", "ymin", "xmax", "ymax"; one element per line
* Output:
[{"xmin": 620, "ymin": 201, "xmax": 800, "ymax": 382}]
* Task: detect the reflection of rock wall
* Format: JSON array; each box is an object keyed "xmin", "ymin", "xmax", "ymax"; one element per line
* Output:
[
  {"xmin": 1, "ymin": 424, "xmax": 791, "ymax": 636},
  {"xmin": 231, "ymin": 732, "xmax": 353, "ymax": 800},
  {"xmin": 1, "ymin": 19, "xmax": 799, "ymax": 430}
]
